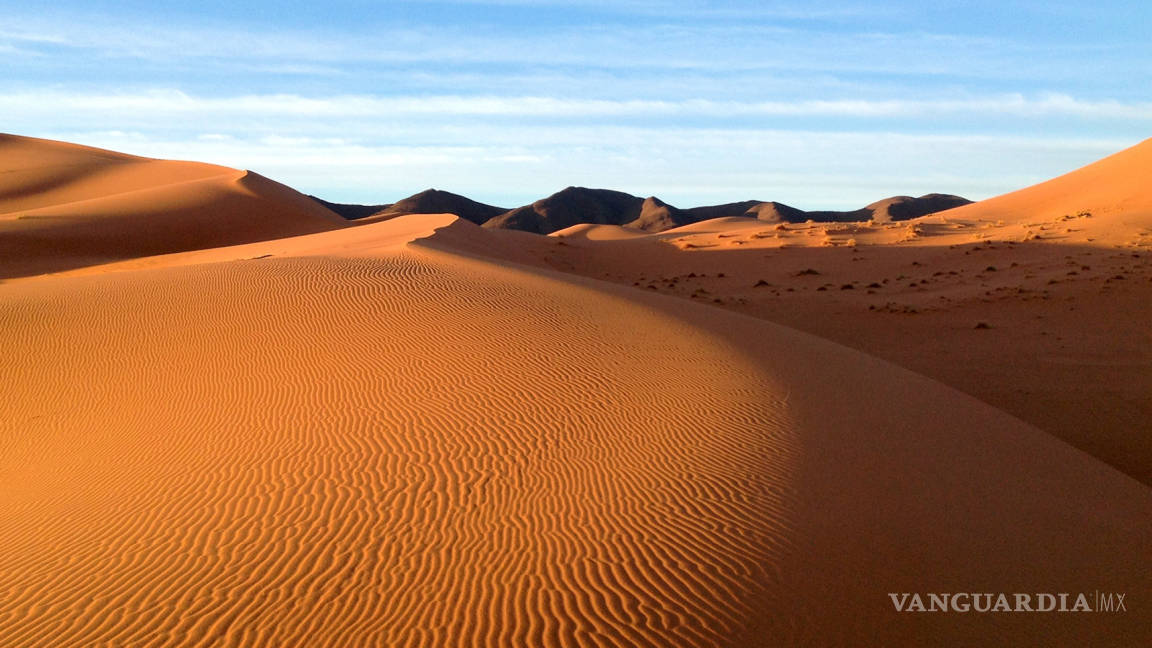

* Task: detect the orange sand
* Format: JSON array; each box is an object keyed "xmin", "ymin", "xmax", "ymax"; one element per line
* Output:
[
  {"xmin": 0, "ymin": 134, "xmax": 344, "ymax": 279},
  {"xmin": 1, "ymin": 134, "xmax": 1150, "ymax": 646},
  {"xmin": 527, "ymin": 139, "xmax": 1152, "ymax": 486}
]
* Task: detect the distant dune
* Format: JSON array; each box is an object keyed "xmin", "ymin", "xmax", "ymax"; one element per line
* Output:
[
  {"xmin": 0, "ymin": 134, "xmax": 345, "ymax": 278},
  {"xmin": 484, "ymin": 191, "xmax": 969, "ymax": 232},
  {"xmin": 311, "ymin": 189, "xmax": 506, "ymax": 225},
  {"xmin": 709, "ymin": 194, "xmax": 973, "ymax": 226},
  {"xmin": 864, "ymin": 193, "xmax": 973, "ymax": 221},
  {"xmin": 376, "ymin": 188, "xmax": 507, "ymax": 224},
  {"xmin": 321, "ymin": 185, "xmax": 970, "ymax": 234},
  {"xmin": 2, "ymin": 134, "xmax": 1150, "ymax": 646},
  {"xmin": 309, "ymin": 195, "xmax": 391, "ymax": 220},
  {"xmin": 629, "ymin": 195, "xmax": 690, "ymax": 231},
  {"xmin": 482, "ymin": 186, "xmax": 644, "ymax": 233}
]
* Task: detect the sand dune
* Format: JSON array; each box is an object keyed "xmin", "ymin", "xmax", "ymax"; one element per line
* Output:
[
  {"xmin": 0, "ymin": 133, "xmax": 221, "ymax": 213},
  {"xmin": 0, "ymin": 218, "xmax": 792, "ymax": 647},
  {"xmin": 939, "ymin": 136, "xmax": 1152, "ymax": 229},
  {"xmin": 1, "ymin": 212, "xmax": 1149, "ymax": 646},
  {"xmin": 0, "ymin": 134, "xmax": 344, "ymax": 278},
  {"xmin": 550, "ymin": 223, "xmax": 652, "ymax": 241},
  {"xmin": 3, "ymin": 135, "xmax": 1151, "ymax": 646},
  {"xmin": 513, "ymin": 140, "xmax": 1152, "ymax": 487}
]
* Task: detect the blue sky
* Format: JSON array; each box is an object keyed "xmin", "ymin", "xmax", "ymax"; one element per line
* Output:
[{"xmin": 2, "ymin": 0, "xmax": 1149, "ymax": 208}]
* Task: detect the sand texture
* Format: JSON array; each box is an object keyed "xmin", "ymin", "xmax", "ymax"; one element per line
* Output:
[
  {"xmin": 526, "ymin": 139, "xmax": 1152, "ymax": 486},
  {"xmin": 2, "ymin": 135, "xmax": 1151, "ymax": 646}
]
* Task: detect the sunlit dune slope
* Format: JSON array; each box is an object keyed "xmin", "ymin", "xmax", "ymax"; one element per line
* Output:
[
  {"xmin": 503, "ymin": 137, "xmax": 1152, "ymax": 488},
  {"xmin": 0, "ymin": 134, "xmax": 345, "ymax": 278},
  {"xmin": 938, "ymin": 136, "xmax": 1152, "ymax": 234},
  {"xmin": 1, "ymin": 214, "xmax": 1149, "ymax": 646}
]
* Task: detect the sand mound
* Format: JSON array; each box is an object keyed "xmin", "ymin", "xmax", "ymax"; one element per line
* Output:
[
  {"xmin": 1, "ymin": 213, "xmax": 1148, "ymax": 646},
  {"xmin": 938, "ymin": 137, "xmax": 1152, "ymax": 229},
  {"xmin": 549, "ymin": 223, "xmax": 649, "ymax": 240},
  {"xmin": 0, "ymin": 134, "xmax": 345, "ymax": 278},
  {"xmin": 662, "ymin": 216, "xmax": 763, "ymax": 234}
]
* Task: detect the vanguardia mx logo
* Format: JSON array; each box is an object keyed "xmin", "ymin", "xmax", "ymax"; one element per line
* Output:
[{"xmin": 888, "ymin": 592, "xmax": 1127, "ymax": 613}]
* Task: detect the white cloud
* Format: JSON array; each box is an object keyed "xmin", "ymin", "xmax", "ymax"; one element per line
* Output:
[
  {"xmin": 0, "ymin": 13, "xmax": 1026, "ymax": 78},
  {"xmin": 0, "ymin": 28, "xmax": 68, "ymax": 45},
  {"xmin": 2, "ymin": 89, "xmax": 1150, "ymax": 121}
]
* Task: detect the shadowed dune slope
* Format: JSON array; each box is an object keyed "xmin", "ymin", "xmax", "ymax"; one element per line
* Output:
[
  {"xmin": 627, "ymin": 196, "xmax": 692, "ymax": 232},
  {"xmin": 0, "ymin": 134, "xmax": 345, "ymax": 278},
  {"xmin": 309, "ymin": 195, "xmax": 391, "ymax": 220},
  {"xmin": 742, "ymin": 194, "xmax": 971, "ymax": 224},
  {"xmin": 484, "ymin": 187, "xmax": 645, "ymax": 234},
  {"xmin": 865, "ymin": 193, "xmax": 972, "ymax": 222},
  {"xmin": 1, "ymin": 214, "xmax": 1149, "ymax": 646}
]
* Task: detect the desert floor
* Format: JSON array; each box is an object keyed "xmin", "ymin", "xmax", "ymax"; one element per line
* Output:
[{"xmin": 2, "ymin": 134, "xmax": 1150, "ymax": 646}]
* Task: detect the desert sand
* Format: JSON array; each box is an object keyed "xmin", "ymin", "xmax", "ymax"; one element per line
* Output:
[
  {"xmin": 1, "ymin": 134, "xmax": 1150, "ymax": 646},
  {"xmin": 528, "ymin": 139, "xmax": 1152, "ymax": 487},
  {"xmin": 0, "ymin": 134, "xmax": 345, "ymax": 279}
]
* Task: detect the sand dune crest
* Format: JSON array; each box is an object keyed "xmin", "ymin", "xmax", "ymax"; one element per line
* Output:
[{"xmin": 0, "ymin": 134, "xmax": 345, "ymax": 279}]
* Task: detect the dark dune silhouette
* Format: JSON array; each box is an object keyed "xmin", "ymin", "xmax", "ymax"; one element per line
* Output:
[
  {"xmin": 483, "ymin": 187, "xmax": 643, "ymax": 234},
  {"xmin": 309, "ymin": 196, "xmax": 391, "ymax": 220},
  {"xmin": 378, "ymin": 188, "xmax": 507, "ymax": 225},
  {"xmin": 313, "ymin": 185, "xmax": 970, "ymax": 234}
]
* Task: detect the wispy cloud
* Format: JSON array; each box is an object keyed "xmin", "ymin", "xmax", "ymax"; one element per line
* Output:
[
  {"xmin": 0, "ymin": 28, "xmax": 69, "ymax": 45},
  {"xmin": 0, "ymin": 14, "xmax": 1045, "ymax": 80},
  {"xmin": 3, "ymin": 90, "xmax": 1150, "ymax": 121}
]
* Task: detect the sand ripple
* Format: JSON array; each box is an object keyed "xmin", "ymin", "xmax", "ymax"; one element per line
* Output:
[{"xmin": 0, "ymin": 249, "xmax": 795, "ymax": 647}]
